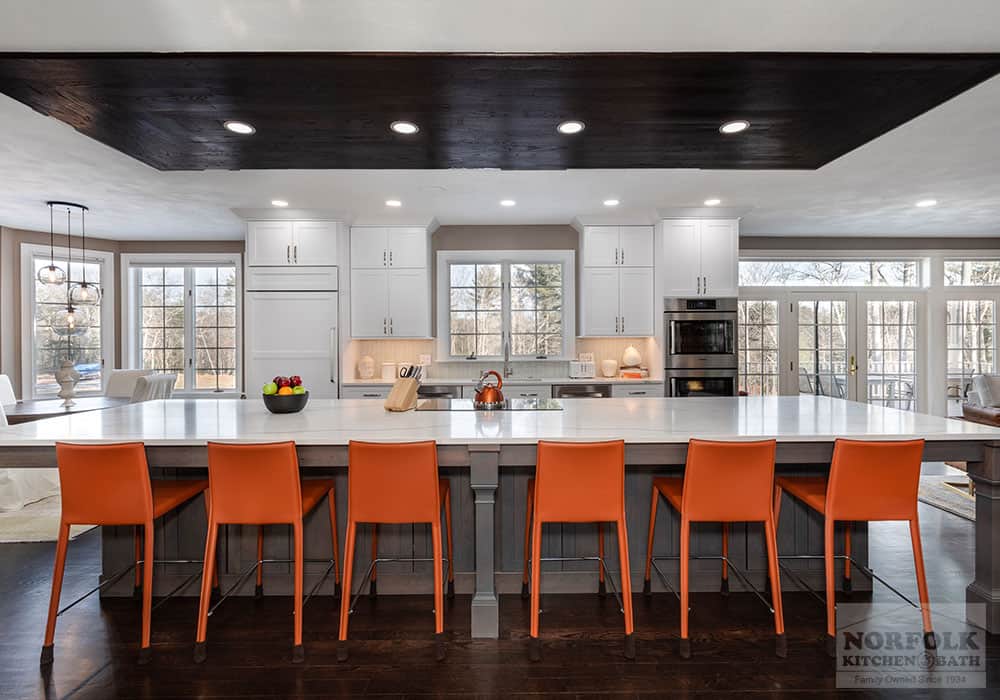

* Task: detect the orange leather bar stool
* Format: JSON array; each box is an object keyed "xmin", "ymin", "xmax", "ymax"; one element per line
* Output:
[
  {"xmin": 774, "ymin": 438, "xmax": 933, "ymax": 656},
  {"xmin": 194, "ymin": 441, "xmax": 340, "ymax": 664},
  {"xmin": 528, "ymin": 440, "xmax": 635, "ymax": 661},
  {"xmin": 642, "ymin": 439, "xmax": 785, "ymax": 659},
  {"xmin": 367, "ymin": 477, "xmax": 454, "ymax": 598},
  {"xmin": 339, "ymin": 440, "xmax": 448, "ymax": 662},
  {"xmin": 521, "ymin": 478, "xmax": 607, "ymax": 597},
  {"xmin": 42, "ymin": 442, "xmax": 211, "ymax": 666}
]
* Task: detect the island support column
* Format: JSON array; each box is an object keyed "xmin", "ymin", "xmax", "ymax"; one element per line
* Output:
[
  {"xmin": 967, "ymin": 441, "xmax": 1000, "ymax": 633},
  {"xmin": 469, "ymin": 444, "xmax": 500, "ymax": 638}
]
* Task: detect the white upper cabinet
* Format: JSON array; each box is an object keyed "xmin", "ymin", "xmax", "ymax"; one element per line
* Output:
[
  {"xmin": 581, "ymin": 267, "xmax": 621, "ymax": 336},
  {"xmin": 387, "ymin": 227, "xmax": 428, "ymax": 268},
  {"xmin": 618, "ymin": 226, "xmax": 654, "ymax": 267},
  {"xmin": 661, "ymin": 218, "xmax": 739, "ymax": 297},
  {"xmin": 582, "ymin": 226, "xmax": 653, "ymax": 267},
  {"xmin": 387, "ymin": 268, "xmax": 430, "ymax": 337},
  {"xmin": 582, "ymin": 226, "xmax": 620, "ymax": 267},
  {"xmin": 246, "ymin": 221, "xmax": 294, "ymax": 266},
  {"xmin": 351, "ymin": 226, "xmax": 428, "ymax": 268},
  {"xmin": 292, "ymin": 221, "xmax": 339, "ymax": 266},
  {"xmin": 246, "ymin": 220, "xmax": 340, "ymax": 267},
  {"xmin": 579, "ymin": 225, "xmax": 655, "ymax": 336},
  {"xmin": 351, "ymin": 227, "xmax": 388, "ymax": 268},
  {"xmin": 619, "ymin": 267, "xmax": 654, "ymax": 336},
  {"xmin": 349, "ymin": 225, "xmax": 431, "ymax": 338}
]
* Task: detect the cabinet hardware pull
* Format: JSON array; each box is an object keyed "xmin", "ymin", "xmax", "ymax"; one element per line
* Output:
[
  {"xmin": 615, "ymin": 248, "xmax": 619, "ymax": 265},
  {"xmin": 363, "ymin": 393, "xmax": 380, "ymax": 398},
  {"xmin": 383, "ymin": 318, "xmax": 387, "ymax": 335},
  {"xmin": 287, "ymin": 244, "xmax": 291, "ymax": 264},
  {"xmin": 389, "ymin": 318, "xmax": 393, "ymax": 335},
  {"xmin": 621, "ymin": 248, "xmax": 624, "ymax": 265},
  {"xmin": 293, "ymin": 245, "xmax": 298, "ymax": 264},
  {"xmin": 383, "ymin": 250, "xmax": 387, "ymax": 266},
  {"xmin": 621, "ymin": 316, "xmax": 625, "ymax": 334},
  {"xmin": 389, "ymin": 250, "xmax": 393, "ymax": 265}
]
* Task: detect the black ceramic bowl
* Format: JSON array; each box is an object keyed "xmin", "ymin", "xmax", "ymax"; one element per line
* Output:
[{"xmin": 262, "ymin": 391, "xmax": 309, "ymax": 414}]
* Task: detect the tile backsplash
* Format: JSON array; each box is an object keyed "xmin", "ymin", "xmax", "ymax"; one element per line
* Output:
[{"xmin": 343, "ymin": 337, "xmax": 661, "ymax": 381}]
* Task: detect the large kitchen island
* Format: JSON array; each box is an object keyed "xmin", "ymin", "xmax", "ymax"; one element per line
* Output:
[{"xmin": 1, "ymin": 395, "xmax": 999, "ymax": 637}]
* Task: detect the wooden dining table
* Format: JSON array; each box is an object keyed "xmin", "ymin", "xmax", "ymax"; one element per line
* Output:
[{"xmin": 1, "ymin": 396, "xmax": 130, "ymax": 425}]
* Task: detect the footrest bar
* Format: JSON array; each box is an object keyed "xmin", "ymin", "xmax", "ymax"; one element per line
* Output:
[
  {"xmin": 208, "ymin": 560, "xmax": 260, "ymax": 617},
  {"xmin": 57, "ymin": 562, "xmax": 135, "ymax": 616}
]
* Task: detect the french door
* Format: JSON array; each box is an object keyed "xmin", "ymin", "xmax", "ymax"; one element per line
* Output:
[
  {"xmin": 752, "ymin": 291, "xmax": 924, "ymax": 410},
  {"xmin": 790, "ymin": 293, "xmax": 858, "ymax": 400}
]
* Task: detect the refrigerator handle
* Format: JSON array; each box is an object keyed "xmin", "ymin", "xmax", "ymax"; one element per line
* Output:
[{"xmin": 330, "ymin": 327, "xmax": 338, "ymax": 384}]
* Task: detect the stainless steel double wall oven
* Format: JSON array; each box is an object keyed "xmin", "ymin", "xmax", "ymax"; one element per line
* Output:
[{"xmin": 664, "ymin": 297, "xmax": 738, "ymax": 397}]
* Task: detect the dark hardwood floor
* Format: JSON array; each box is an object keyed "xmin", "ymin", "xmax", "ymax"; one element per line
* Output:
[{"xmin": 1, "ymin": 468, "xmax": 996, "ymax": 698}]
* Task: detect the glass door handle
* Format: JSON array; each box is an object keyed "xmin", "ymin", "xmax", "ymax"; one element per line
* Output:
[{"xmin": 849, "ymin": 355, "xmax": 857, "ymax": 376}]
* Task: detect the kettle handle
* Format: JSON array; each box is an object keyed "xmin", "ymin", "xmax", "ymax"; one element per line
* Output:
[{"xmin": 485, "ymin": 370, "xmax": 503, "ymax": 390}]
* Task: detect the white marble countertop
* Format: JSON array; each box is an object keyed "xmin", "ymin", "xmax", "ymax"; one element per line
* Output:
[
  {"xmin": 344, "ymin": 377, "xmax": 663, "ymax": 386},
  {"xmin": 1, "ymin": 396, "xmax": 998, "ymax": 447}
]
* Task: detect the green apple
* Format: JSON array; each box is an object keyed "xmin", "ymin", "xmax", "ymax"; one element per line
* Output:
[
  {"xmin": 292, "ymin": 385, "xmax": 306, "ymax": 395},
  {"xmin": 262, "ymin": 382, "xmax": 278, "ymax": 396}
]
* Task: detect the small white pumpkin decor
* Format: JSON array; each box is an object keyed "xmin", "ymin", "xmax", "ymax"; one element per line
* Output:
[{"xmin": 621, "ymin": 345, "xmax": 641, "ymax": 368}]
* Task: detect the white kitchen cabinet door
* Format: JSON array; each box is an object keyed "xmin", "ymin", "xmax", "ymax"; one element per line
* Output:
[
  {"xmin": 699, "ymin": 219, "xmax": 739, "ymax": 297},
  {"xmin": 387, "ymin": 268, "xmax": 430, "ymax": 337},
  {"xmin": 245, "ymin": 291, "xmax": 338, "ymax": 398},
  {"xmin": 661, "ymin": 219, "xmax": 702, "ymax": 296},
  {"xmin": 247, "ymin": 221, "xmax": 294, "ymax": 266},
  {"xmin": 581, "ymin": 267, "xmax": 621, "ymax": 336},
  {"xmin": 618, "ymin": 226, "xmax": 654, "ymax": 267},
  {"xmin": 350, "ymin": 227, "xmax": 388, "ymax": 268},
  {"xmin": 387, "ymin": 227, "xmax": 427, "ymax": 268},
  {"xmin": 582, "ymin": 226, "xmax": 620, "ymax": 267},
  {"xmin": 619, "ymin": 266, "xmax": 654, "ymax": 336},
  {"xmin": 350, "ymin": 268, "xmax": 389, "ymax": 337},
  {"xmin": 341, "ymin": 385, "xmax": 392, "ymax": 399},
  {"xmin": 292, "ymin": 221, "xmax": 339, "ymax": 266}
]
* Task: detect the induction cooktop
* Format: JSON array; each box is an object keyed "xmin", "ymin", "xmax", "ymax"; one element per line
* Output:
[{"xmin": 415, "ymin": 398, "xmax": 564, "ymax": 411}]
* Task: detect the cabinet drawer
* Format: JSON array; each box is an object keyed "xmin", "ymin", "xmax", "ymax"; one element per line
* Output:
[
  {"xmin": 246, "ymin": 266, "xmax": 338, "ymax": 292},
  {"xmin": 341, "ymin": 385, "xmax": 391, "ymax": 399},
  {"xmin": 506, "ymin": 384, "xmax": 551, "ymax": 399},
  {"xmin": 611, "ymin": 383, "xmax": 663, "ymax": 398}
]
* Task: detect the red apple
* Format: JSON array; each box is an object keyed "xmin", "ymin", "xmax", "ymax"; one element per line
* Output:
[
  {"xmin": 289, "ymin": 375, "xmax": 302, "ymax": 387},
  {"xmin": 274, "ymin": 376, "xmax": 291, "ymax": 388}
]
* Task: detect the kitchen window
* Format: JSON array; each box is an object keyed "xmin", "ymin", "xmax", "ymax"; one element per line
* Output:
[
  {"xmin": 945, "ymin": 299, "xmax": 994, "ymax": 403},
  {"xmin": 944, "ymin": 260, "xmax": 1000, "ymax": 286},
  {"xmin": 20, "ymin": 244, "xmax": 115, "ymax": 398},
  {"xmin": 121, "ymin": 255, "xmax": 242, "ymax": 393},
  {"xmin": 437, "ymin": 251, "xmax": 575, "ymax": 360},
  {"xmin": 737, "ymin": 299, "xmax": 780, "ymax": 396}
]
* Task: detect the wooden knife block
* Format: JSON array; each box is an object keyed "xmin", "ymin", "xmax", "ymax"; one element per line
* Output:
[{"xmin": 384, "ymin": 377, "xmax": 420, "ymax": 412}]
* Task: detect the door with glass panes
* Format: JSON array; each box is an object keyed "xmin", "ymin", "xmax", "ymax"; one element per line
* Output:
[
  {"xmin": 788, "ymin": 293, "xmax": 858, "ymax": 400},
  {"xmin": 858, "ymin": 295, "xmax": 920, "ymax": 411}
]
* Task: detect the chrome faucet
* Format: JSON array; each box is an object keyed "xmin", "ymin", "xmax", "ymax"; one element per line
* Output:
[{"xmin": 503, "ymin": 332, "xmax": 513, "ymax": 378}]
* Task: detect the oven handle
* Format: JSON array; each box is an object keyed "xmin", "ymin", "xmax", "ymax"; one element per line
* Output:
[{"xmin": 665, "ymin": 312, "xmax": 737, "ymax": 322}]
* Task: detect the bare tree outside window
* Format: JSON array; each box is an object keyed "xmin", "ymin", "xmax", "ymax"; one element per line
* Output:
[{"xmin": 740, "ymin": 260, "xmax": 918, "ymax": 287}]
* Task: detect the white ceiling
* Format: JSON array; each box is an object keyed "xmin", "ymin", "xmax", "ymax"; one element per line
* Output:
[{"xmin": 1, "ymin": 0, "xmax": 999, "ymax": 240}]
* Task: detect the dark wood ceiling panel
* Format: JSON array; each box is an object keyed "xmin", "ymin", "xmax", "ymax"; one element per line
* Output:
[{"xmin": 0, "ymin": 52, "xmax": 997, "ymax": 171}]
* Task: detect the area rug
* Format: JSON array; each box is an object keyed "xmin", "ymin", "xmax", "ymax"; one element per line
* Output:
[
  {"xmin": 0, "ymin": 495, "xmax": 95, "ymax": 543},
  {"xmin": 918, "ymin": 474, "xmax": 975, "ymax": 522}
]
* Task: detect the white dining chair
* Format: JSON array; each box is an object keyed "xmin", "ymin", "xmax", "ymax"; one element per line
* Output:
[
  {"xmin": 0, "ymin": 374, "xmax": 16, "ymax": 406},
  {"xmin": 104, "ymin": 369, "xmax": 154, "ymax": 398},
  {"xmin": 130, "ymin": 373, "xmax": 177, "ymax": 403}
]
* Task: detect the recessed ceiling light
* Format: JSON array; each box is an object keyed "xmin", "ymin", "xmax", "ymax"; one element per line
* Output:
[
  {"xmin": 223, "ymin": 120, "xmax": 255, "ymax": 135},
  {"xmin": 603, "ymin": 199, "xmax": 620, "ymax": 207},
  {"xmin": 556, "ymin": 120, "xmax": 585, "ymax": 135},
  {"xmin": 916, "ymin": 199, "xmax": 938, "ymax": 208},
  {"xmin": 385, "ymin": 199, "xmax": 402, "ymax": 207},
  {"xmin": 719, "ymin": 120, "xmax": 750, "ymax": 134},
  {"xmin": 704, "ymin": 198, "xmax": 722, "ymax": 206},
  {"xmin": 271, "ymin": 199, "xmax": 289, "ymax": 208},
  {"xmin": 390, "ymin": 121, "xmax": 419, "ymax": 135},
  {"xmin": 500, "ymin": 199, "xmax": 516, "ymax": 207}
]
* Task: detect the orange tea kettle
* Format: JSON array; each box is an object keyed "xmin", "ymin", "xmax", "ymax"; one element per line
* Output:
[{"xmin": 473, "ymin": 370, "xmax": 505, "ymax": 408}]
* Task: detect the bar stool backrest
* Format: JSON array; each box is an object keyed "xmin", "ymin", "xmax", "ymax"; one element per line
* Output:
[
  {"xmin": 54, "ymin": 442, "xmax": 153, "ymax": 524},
  {"xmin": 682, "ymin": 439, "xmax": 777, "ymax": 521},
  {"xmin": 130, "ymin": 374, "xmax": 176, "ymax": 403},
  {"xmin": 206, "ymin": 442, "xmax": 301, "ymax": 524},
  {"xmin": 347, "ymin": 440, "xmax": 439, "ymax": 523},
  {"xmin": 826, "ymin": 438, "xmax": 925, "ymax": 521},
  {"xmin": 534, "ymin": 440, "xmax": 625, "ymax": 522},
  {"xmin": 0, "ymin": 373, "xmax": 16, "ymax": 405}
]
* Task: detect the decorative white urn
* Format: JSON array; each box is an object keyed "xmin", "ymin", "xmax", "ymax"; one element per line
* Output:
[
  {"xmin": 55, "ymin": 360, "xmax": 80, "ymax": 407},
  {"xmin": 358, "ymin": 355, "xmax": 376, "ymax": 380},
  {"xmin": 621, "ymin": 345, "xmax": 642, "ymax": 368}
]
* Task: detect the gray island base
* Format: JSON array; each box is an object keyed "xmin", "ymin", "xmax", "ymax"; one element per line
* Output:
[{"xmin": 1, "ymin": 396, "xmax": 998, "ymax": 638}]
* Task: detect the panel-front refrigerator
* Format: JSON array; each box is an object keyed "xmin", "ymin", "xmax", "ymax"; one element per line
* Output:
[{"xmin": 244, "ymin": 268, "xmax": 339, "ymax": 398}]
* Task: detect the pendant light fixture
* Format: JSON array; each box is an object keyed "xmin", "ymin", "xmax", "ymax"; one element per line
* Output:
[
  {"xmin": 37, "ymin": 202, "xmax": 67, "ymax": 286},
  {"xmin": 68, "ymin": 205, "xmax": 101, "ymax": 305},
  {"xmin": 47, "ymin": 203, "xmax": 87, "ymax": 340}
]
